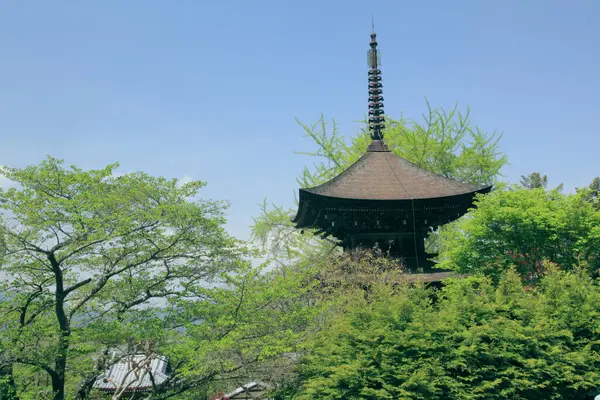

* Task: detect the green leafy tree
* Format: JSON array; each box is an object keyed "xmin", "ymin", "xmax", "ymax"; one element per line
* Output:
[
  {"xmin": 0, "ymin": 365, "xmax": 17, "ymax": 400},
  {"xmin": 252, "ymin": 102, "xmax": 507, "ymax": 263},
  {"xmin": 590, "ymin": 177, "xmax": 600, "ymax": 195},
  {"xmin": 520, "ymin": 172, "xmax": 548, "ymax": 189},
  {"xmin": 141, "ymin": 261, "xmax": 320, "ymax": 400},
  {"xmin": 437, "ymin": 187, "xmax": 600, "ymax": 280},
  {"xmin": 0, "ymin": 158, "xmax": 248, "ymax": 400},
  {"xmin": 278, "ymin": 266, "xmax": 600, "ymax": 400},
  {"xmin": 578, "ymin": 176, "xmax": 600, "ymax": 209},
  {"xmin": 520, "ymin": 172, "xmax": 564, "ymax": 192}
]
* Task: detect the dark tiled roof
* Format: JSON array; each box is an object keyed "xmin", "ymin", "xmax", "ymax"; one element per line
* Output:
[{"xmin": 302, "ymin": 140, "xmax": 488, "ymax": 200}]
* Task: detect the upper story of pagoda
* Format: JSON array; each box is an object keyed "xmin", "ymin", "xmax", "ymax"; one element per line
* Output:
[{"xmin": 292, "ymin": 27, "xmax": 492, "ymax": 236}]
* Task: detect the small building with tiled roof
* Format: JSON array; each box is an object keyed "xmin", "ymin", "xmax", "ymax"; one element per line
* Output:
[{"xmin": 93, "ymin": 354, "xmax": 170, "ymax": 397}]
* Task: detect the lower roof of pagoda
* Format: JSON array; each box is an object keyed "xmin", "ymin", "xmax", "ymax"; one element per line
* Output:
[{"xmin": 301, "ymin": 140, "xmax": 490, "ymax": 201}]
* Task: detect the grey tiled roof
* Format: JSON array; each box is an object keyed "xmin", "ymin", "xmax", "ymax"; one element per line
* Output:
[{"xmin": 93, "ymin": 355, "xmax": 169, "ymax": 392}]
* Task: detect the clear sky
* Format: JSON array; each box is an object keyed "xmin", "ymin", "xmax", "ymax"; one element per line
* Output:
[{"xmin": 1, "ymin": 1, "xmax": 599, "ymax": 241}]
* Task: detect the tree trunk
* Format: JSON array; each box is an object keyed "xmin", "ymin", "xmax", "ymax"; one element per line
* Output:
[
  {"xmin": 52, "ymin": 337, "xmax": 69, "ymax": 400},
  {"xmin": 50, "ymin": 328, "xmax": 69, "ymax": 400},
  {"xmin": 49, "ymin": 252, "xmax": 70, "ymax": 400},
  {"xmin": 52, "ymin": 370, "xmax": 65, "ymax": 400}
]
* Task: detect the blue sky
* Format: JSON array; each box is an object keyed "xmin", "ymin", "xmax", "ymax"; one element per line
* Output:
[{"xmin": 1, "ymin": 1, "xmax": 599, "ymax": 241}]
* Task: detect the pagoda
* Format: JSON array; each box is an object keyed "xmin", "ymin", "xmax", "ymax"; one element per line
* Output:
[{"xmin": 292, "ymin": 28, "xmax": 492, "ymax": 272}]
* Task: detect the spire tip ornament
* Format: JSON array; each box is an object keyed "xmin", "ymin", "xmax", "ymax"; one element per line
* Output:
[{"xmin": 367, "ymin": 24, "xmax": 385, "ymax": 141}]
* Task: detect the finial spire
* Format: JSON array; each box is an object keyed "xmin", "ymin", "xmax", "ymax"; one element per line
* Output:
[{"xmin": 367, "ymin": 23, "xmax": 385, "ymax": 141}]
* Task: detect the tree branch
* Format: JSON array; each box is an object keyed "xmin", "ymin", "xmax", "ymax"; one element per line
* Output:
[
  {"xmin": 64, "ymin": 278, "xmax": 92, "ymax": 297},
  {"xmin": 56, "ymin": 238, "xmax": 105, "ymax": 264}
]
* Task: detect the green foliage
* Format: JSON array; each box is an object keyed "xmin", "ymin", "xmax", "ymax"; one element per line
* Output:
[
  {"xmin": 437, "ymin": 187, "xmax": 600, "ymax": 281},
  {"xmin": 309, "ymin": 248, "xmax": 407, "ymax": 298},
  {"xmin": 520, "ymin": 172, "xmax": 564, "ymax": 192},
  {"xmin": 590, "ymin": 177, "xmax": 600, "ymax": 196},
  {"xmin": 252, "ymin": 102, "xmax": 507, "ymax": 262},
  {"xmin": 0, "ymin": 368, "xmax": 18, "ymax": 400},
  {"xmin": 520, "ymin": 172, "xmax": 548, "ymax": 190},
  {"xmin": 0, "ymin": 157, "xmax": 307, "ymax": 399},
  {"xmin": 279, "ymin": 267, "xmax": 600, "ymax": 400},
  {"xmin": 142, "ymin": 262, "xmax": 321, "ymax": 400},
  {"xmin": 251, "ymin": 199, "xmax": 337, "ymax": 265},
  {"xmin": 578, "ymin": 176, "xmax": 600, "ymax": 209}
]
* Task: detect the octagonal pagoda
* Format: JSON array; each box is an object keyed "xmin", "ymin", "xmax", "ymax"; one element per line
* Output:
[{"xmin": 292, "ymin": 29, "xmax": 491, "ymax": 272}]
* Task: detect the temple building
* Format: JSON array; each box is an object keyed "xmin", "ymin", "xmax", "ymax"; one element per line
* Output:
[
  {"xmin": 93, "ymin": 354, "xmax": 170, "ymax": 397},
  {"xmin": 292, "ymin": 28, "xmax": 491, "ymax": 273}
]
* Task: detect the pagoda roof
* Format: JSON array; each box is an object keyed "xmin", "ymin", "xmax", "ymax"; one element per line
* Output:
[{"xmin": 300, "ymin": 140, "xmax": 490, "ymax": 201}]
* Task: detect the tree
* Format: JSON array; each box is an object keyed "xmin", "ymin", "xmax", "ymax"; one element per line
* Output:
[
  {"xmin": 520, "ymin": 172, "xmax": 564, "ymax": 193},
  {"xmin": 0, "ymin": 364, "xmax": 17, "ymax": 400},
  {"xmin": 251, "ymin": 102, "xmax": 507, "ymax": 263},
  {"xmin": 0, "ymin": 158, "xmax": 246, "ymax": 400},
  {"xmin": 156, "ymin": 262, "xmax": 321, "ymax": 400},
  {"xmin": 437, "ymin": 187, "xmax": 600, "ymax": 281},
  {"xmin": 520, "ymin": 172, "xmax": 548, "ymax": 189},
  {"xmin": 590, "ymin": 177, "xmax": 600, "ymax": 195},
  {"xmin": 278, "ymin": 267, "xmax": 600, "ymax": 400},
  {"xmin": 578, "ymin": 177, "xmax": 600, "ymax": 209}
]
